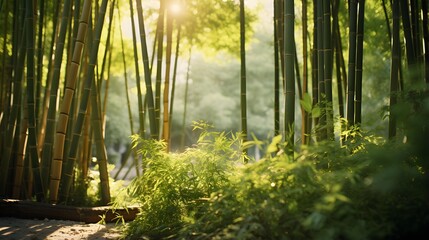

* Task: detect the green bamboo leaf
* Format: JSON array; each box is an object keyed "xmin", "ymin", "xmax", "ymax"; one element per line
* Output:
[
  {"xmin": 300, "ymin": 93, "xmax": 313, "ymax": 113},
  {"xmin": 267, "ymin": 135, "xmax": 282, "ymax": 153},
  {"xmin": 241, "ymin": 140, "xmax": 255, "ymax": 150},
  {"xmin": 335, "ymin": 193, "xmax": 350, "ymax": 202},
  {"xmin": 312, "ymin": 107, "xmax": 322, "ymax": 118},
  {"xmin": 272, "ymin": 134, "xmax": 283, "ymax": 145}
]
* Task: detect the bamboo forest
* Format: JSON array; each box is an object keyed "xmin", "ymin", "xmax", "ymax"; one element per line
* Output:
[{"xmin": 0, "ymin": 0, "xmax": 428, "ymax": 239}]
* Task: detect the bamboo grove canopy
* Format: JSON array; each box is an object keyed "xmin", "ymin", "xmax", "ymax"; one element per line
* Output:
[{"xmin": 0, "ymin": 0, "xmax": 428, "ymax": 205}]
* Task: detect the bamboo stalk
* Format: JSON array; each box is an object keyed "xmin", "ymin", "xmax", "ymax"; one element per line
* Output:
[
  {"xmin": 102, "ymin": 27, "xmax": 113, "ymax": 133},
  {"xmin": 35, "ymin": 0, "xmax": 45, "ymax": 125},
  {"xmin": 284, "ymin": 0, "xmax": 295, "ymax": 154},
  {"xmin": 155, "ymin": 0, "xmax": 165, "ymax": 139},
  {"xmin": 118, "ymin": 13, "xmax": 133, "ymax": 133},
  {"xmin": 60, "ymin": 0, "xmax": 111, "ymax": 204},
  {"xmin": 81, "ymin": 106, "xmax": 92, "ymax": 179},
  {"xmin": 274, "ymin": 0, "xmax": 280, "ymax": 137},
  {"xmin": 240, "ymin": 0, "xmax": 248, "ymax": 150},
  {"xmin": 312, "ymin": 0, "xmax": 319, "ymax": 137},
  {"xmin": 40, "ymin": 0, "xmax": 73, "ymax": 198},
  {"xmin": 389, "ymin": 0, "xmax": 400, "ymax": 139},
  {"xmin": 0, "ymin": 0, "xmax": 10, "ymax": 151},
  {"xmin": 0, "ymin": 15, "xmax": 26, "ymax": 197},
  {"xmin": 169, "ymin": 23, "xmax": 182, "ymax": 147},
  {"xmin": 12, "ymin": 95, "xmax": 28, "ymax": 198},
  {"xmin": 37, "ymin": 0, "xmax": 60, "ymax": 154},
  {"xmin": 162, "ymin": 3, "xmax": 174, "ymax": 151},
  {"xmin": 25, "ymin": 0, "xmax": 44, "ymax": 201},
  {"xmin": 278, "ymin": 0, "xmax": 285, "ymax": 88},
  {"xmin": 333, "ymin": 0, "xmax": 345, "ymax": 121},
  {"xmin": 422, "ymin": 0, "xmax": 429, "ymax": 85},
  {"xmin": 118, "ymin": 8, "xmax": 139, "ymax": 176},
  {"xmin": 0, "ymin": 0, "xmax": 9, "ymax": 116},
  {"xmin": 346, "ymin": 0, "xmax": 358, "ymax": 127},
  {"xmin": 181, "ymin": 46, "xmax": 192, "ymax": 150},
  {"xmin": 128, "ymin": 0, "xmax": 145, "ymax": 137},
  {"xmin": 316, "ymin": 0, "xmax": 325, "ymax": 140},
  {"xmin": 301, "ymin": 0, "xmax": 309, "ymax": 145},
  {"xmin": 0, "ymin": 0, "xmax": 27, "ymax": 195},
  {"xmin": 410, "ymin": 0, "xmax": 421, "ymax": 63},
  {"xmin": 98, "ymin": 1, "xmax": 116, "ymax": 125},
  {"xmin": 382, "ymin": 0, "xmax": 391, "ymax": 43},
  {"xmin": 400, "ymin": 0, "xmax": 417, "ymax": 67},
  {"xmin": 89, "ymin": 0, "xmax": 111, "ymax": 205},
  {"xmin": 49, "ymin": 0, "xmax": 92, "ymax": 204},
  {"xmin": 98, "ymin": 0, "xmax": 115, "ymax": 99},
  {"xmin": 136, "ymin": 0, "xmax": 158, "ymax": 139},
  {"xmin": 323, "ymin": 0, "xmax": 334, "ymax": 139},
  {"xmin": 295, "ymin": 44, "xmax": 302, "ymax": 102},
  {"xmin": 355, "ymin": 0, "xmax": 365, "ymax": 125}
]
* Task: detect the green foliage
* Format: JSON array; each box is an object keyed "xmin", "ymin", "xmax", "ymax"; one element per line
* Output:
[
  {"xmin": 121, "ymin": 97, "xmax": 429, "ymax": 239},
  {"xmin": 179, "ymin": 0, "xmax": 258, "ymax": 56},
  {"xmin": 124, "ymin": 122, "xmax": 244, "ymax": 239},
  {"xmin": 300, "ymin": 93, "xmax": 322, "ymax": 118},
  {"xmin": 67, "ymin": 163, "xmax": 127, "ymax": 207},
  {"xmin": 180, "ymin": 131, "xmax": 428, "ymax": 239}
]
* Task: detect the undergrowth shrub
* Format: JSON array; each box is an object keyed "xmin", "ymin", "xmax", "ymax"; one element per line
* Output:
[
  {"xmin": 124, "ymin": 122, "xmax": 244, "ymax": 239},
  {"xmin": 121, "ymin": 97, "xmax": 429, "ymax": 239},
  {"xmin": 177, "ymin": 127, "xmax": 429, "ymax": 240}
]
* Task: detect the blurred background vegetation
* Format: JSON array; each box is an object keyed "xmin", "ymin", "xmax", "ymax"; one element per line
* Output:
[{"xmin": 104, "ymin": 0, "xmax": 392, "ymax": 153}]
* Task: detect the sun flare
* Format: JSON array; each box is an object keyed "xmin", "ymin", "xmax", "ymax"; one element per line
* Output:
[{"xmin": 169, "ymin": 2, "xmax": 182, "ymax": 15}]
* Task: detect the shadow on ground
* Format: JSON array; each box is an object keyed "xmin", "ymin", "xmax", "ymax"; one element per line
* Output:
[{"xmin": 0, "ymin": 217, "xmax": 123, "ymax": 240}]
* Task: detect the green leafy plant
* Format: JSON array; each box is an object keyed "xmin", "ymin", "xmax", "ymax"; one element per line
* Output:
[
  {"xmin": 123, "ymin": 122, "xmax": 246, "ymax": 239},
  {"xmin": 179, "ymin": 127, "xmax": 428, "ymax": 240},
  {"xmin": 66, "ymin": 163, "xmax": 127, "ymax": 207},
  {"xmin": 121, "ymin": 97, "xmax": 429, "ymax": 239},
  {"xmin": 181, "ymin": 95, "xmax": 429, "ymax": 240}
]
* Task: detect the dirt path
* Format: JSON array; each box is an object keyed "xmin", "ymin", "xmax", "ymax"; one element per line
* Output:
[{"xmin": 0, "ymin": 217, "xmax": 124, "ymax": 240}]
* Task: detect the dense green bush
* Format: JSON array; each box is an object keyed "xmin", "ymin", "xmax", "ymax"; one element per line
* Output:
[
  {"xmin": 121, "ymin": 97, "xmax": 429, "ymax": 239},
  {"xmin": 124, "ymin": 122, "xmax": 244, "ymax": 239},
  {"xmin": 180, "ymin": 136, "xmax": 428, "ymax": 239}
]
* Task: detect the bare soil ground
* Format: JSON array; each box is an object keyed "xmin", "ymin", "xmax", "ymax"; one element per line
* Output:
[{"xmin": 0, "ymin": 217, "xmax": 124, "ymax": 240}]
